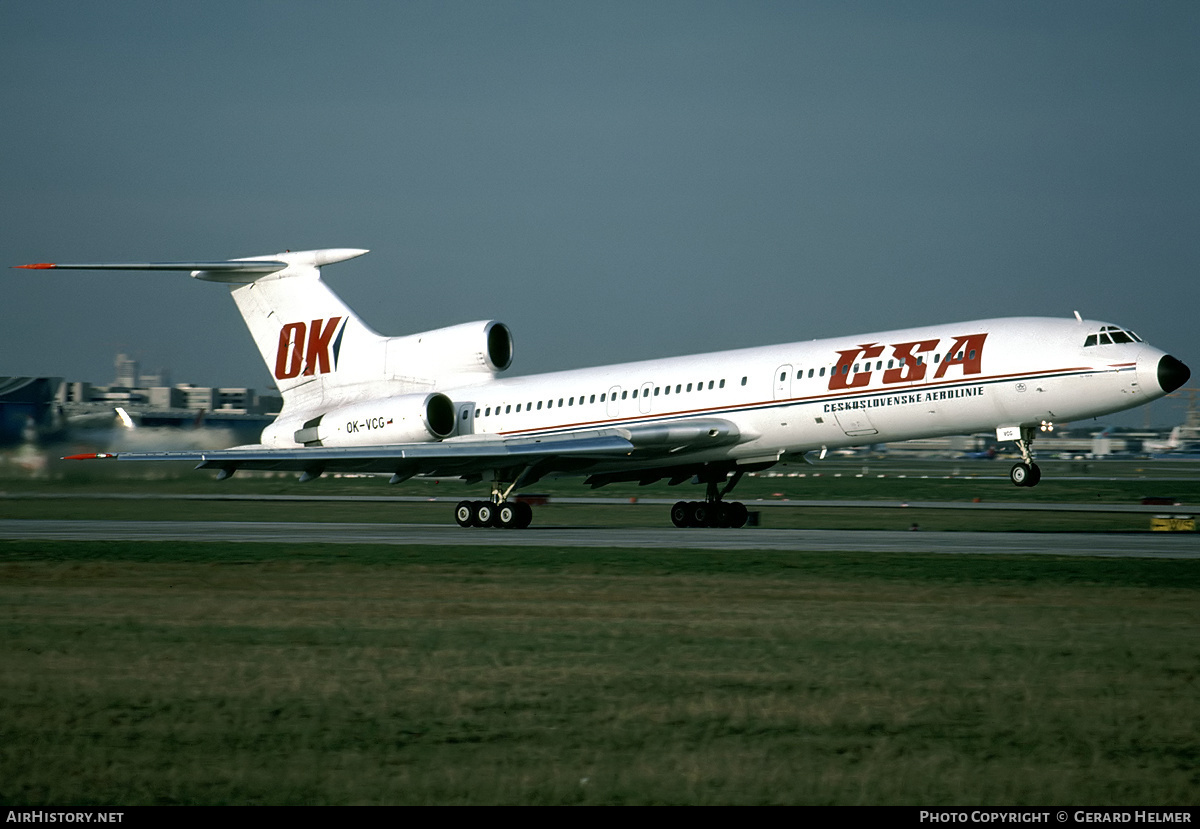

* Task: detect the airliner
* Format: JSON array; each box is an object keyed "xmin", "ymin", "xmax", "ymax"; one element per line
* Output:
[{"xmin": 18, "ymin": 248, "xmax": 1190, "ymax": 529}]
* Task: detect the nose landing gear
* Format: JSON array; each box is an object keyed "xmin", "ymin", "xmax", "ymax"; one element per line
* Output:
[{"xmin": 1009, "ymin": 425, "xmax": 1042, "ymax": 488}]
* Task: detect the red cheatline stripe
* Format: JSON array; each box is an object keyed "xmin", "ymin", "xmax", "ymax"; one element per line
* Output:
[
  {"xmin": 62, "ymin": 453, "xmax": 117, "ymax": 460},
  {"xmin": 14, "ymin": 263, "xmax": 57, "ymax": 269}
]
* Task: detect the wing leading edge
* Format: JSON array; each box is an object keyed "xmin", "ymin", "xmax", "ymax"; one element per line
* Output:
[
  {"xmin": 63, "ymin": 417, "xmax": 745, "ymax": 483},
  {"xmin": 66, "ymin": 432, "xmax": 637, "ymax": 480}
]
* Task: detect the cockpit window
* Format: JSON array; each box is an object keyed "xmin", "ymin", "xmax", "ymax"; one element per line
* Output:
[{"xmin": 1084, "ymin": 325, "xmax": 1141, "ymax": 347}]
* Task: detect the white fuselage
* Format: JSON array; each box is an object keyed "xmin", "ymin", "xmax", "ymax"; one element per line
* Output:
[{"xmin": 399, "ymin": 316, "xmax": 1165, "ymax": 472}]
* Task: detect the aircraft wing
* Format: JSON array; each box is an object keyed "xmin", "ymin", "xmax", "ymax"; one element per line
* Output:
[{"xmin": 63, "ymin": 417, "xmax": 744, "ymax": 482}]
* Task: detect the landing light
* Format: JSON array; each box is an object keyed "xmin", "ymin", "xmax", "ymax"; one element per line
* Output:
[{"xmin": 1040, "ymin": 421, "xmax": 1054, "ymax": 432}]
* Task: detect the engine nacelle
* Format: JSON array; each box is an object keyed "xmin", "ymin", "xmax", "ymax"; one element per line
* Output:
[
  {"xmin": 385, "ymin": 320, "xmax": 513, "ymax": 383},
  {"xmin": 292, "ymin": 392, "xmax": 457, "ymax": 447}
]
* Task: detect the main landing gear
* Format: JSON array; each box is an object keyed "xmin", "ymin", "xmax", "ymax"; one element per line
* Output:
[
  {"xmin": 670, "ymin": 470, "xmax": 749, "ymax": 528},
  {"xmin": 1009, "ymin": 425, "xmax": 1042, "ymax": 488},
  {"xmin": 455, "ymin": 499, "xmax": 533, "ymax": 529},
  {"xmin": 455, "ymin": 468, "xmax": 539, "ymax": 529}
]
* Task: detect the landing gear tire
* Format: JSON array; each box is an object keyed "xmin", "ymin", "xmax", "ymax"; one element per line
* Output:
[
  {"xmin": 474, "ymin": 500, "xmax": 497, "ymax": 527},
  {"xmin": 1009, "ymin": 462, "xmax": 1042, "ymax": 488},
  {"xmin": 455, "ymin": 500, "xmax": 474, "ymax": 528},
  {"xmin": 1026, "ymin": 463, "xmax": 1041, "ymax": 487},
  {"xmin": 728, "ymin": 501, "xmax": 749, "ymax": 528},
  {"xmin": 671, "ymin": 501, "xmax": 690, "ymax": 528},
  {"xmin": 497, "ymin": 502, "xmax": 519, "ymax": 529},
  {"xmin": 497, "ymin": 501, "xmax": 534, "ymax": 529},
  {"xmin": 690, "ymin": 501, "xmax": 715, "ymax": 528}
]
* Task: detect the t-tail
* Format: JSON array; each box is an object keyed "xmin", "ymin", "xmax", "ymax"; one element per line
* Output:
[{"xmin": 16, "ymin": 248, "xmax": 515, "ymax": 445}]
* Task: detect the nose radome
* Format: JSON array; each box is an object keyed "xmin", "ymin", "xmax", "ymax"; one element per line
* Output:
[{"xmin": 1158, "ymin": 355, "xmax": 1191, "ymax": 394}]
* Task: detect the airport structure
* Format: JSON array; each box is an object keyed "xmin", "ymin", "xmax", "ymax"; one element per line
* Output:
[{"xmin": 0, "ymin": 354, "xmax": 280, "ymax": 447}]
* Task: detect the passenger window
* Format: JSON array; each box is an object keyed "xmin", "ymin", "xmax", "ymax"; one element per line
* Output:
[
  {"xmin": 505, "ymin": 405, "xmax": 511, "ymax": 414},
  {"xmin": 819, "ymin": 367, "xmax": 826, "ymax": 377},
  {"xmin": 632, "ymin": 389, "xmax": 638, "ymax": 398},
  {"xmin": 600, "ymin": 393, "xmax": 606, "ymax": 402},
  {"xmin": 590, "ymin": 394, "xmax": 595, "ymax": 403},
  {"xmin": 719, "ymin": 379, "xmax": 725, "ymax": 388},
  {"xmin": 676, "ymin": 384, "xmax": 682, "ymax": 393},
  {"xmin": 654, "ymin": 387, "xmax": 660, "ymax": 396},
  {"xmin": 687, "ymin": 383, "xmax": 693, "ymax": 392},
  {"xmin": 485, "ymin": 408, "xmax": 491, "ymax": 416},
  {"xmin": 663, "ymin": 386, "xmax": 670, "ymax": 395},
  {"xmin": 622, "ymin": 391, "xmax": 628, "ymax": 399},
  {"xmin": 537, "ymin": 402, "xmax": 542, "ymax": 410},
  {"xmin": 474, "ymin": 409, "xmax": 480, "ymax": 418},
  {"xmin": 708, "ymin": 381, "xmax": 714, "ymax": 389},
  {"xmin": 808, "ymin": 369, "xmax": 814, "ymax": 378},
  {"xmin": 740, "ymin": 377, "xmax": 746, "ymax": 386},
  {"xmin": 968, "ymin": 350, "xmax": 976, "ymax": 360},
  {"xmin": 558, "ymin": 399, "xmax": 563, "ymax": 407},
  {"xmin": 876, "ymin": 361, "xmax": 882, "ymax": 370}
]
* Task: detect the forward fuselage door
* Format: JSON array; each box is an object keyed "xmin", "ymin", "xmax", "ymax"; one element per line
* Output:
[
  {"xmin": 639, "ymin": 382, "xmax": 654, "ymax": 414},
  {"xmin": 773, "ymin": 365, "xmax": 793, "ymax": 400}
]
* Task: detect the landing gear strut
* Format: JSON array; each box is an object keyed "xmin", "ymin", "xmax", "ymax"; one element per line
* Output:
[
  {"xmin": 671, "ymin": 470, "xmax": 750, "ymax": 528},
  {"xmin": 1009, "ymin": 426, "xmax": 1042, "ymax": 488}
]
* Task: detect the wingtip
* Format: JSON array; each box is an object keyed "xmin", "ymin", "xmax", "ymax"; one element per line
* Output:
[{"xmin": 14, "ymin": 263, "xmax": 56, "ymax": 269}]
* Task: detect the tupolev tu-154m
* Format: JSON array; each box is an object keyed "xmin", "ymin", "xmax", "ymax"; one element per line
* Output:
[{"xmin": 17, "ymin": 248, "xmax": 1190, "ymax": 529}]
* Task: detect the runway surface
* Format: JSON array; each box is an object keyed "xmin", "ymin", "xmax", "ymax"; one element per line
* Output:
[{"xmin": 2, "ymin": 519, "xmax": 1198, "ymax": 558}]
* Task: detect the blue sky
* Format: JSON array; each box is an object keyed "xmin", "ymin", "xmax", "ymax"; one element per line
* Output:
[{"xmin": 3, "ymin": 1, "xmax": 1197, "ymax": 425}]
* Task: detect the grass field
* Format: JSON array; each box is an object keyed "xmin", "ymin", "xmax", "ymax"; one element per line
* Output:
[{"xmin": 1, "ymin": 540, "xmax": 1196, "ymax": 805}]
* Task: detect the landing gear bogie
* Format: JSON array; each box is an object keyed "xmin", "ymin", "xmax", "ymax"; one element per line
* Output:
[
  {"xmin": 671, "ymin": 499, "xmax": 749, "ymax": 528},
  {"xmin": 455, "ymin": 499, "xmax": 533, "ymax": 529}
]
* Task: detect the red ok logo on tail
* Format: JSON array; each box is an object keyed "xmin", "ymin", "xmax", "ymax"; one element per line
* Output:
[{"xmin": 274, "ymin": 317, "xmax": 343, "ymax": 379}]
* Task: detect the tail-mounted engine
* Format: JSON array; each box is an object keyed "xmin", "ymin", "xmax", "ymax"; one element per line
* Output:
[
  {"xmin": 292, "ymin": 392, "xmax": 457, "ymax": 447},
  {"xmin": 385, "ymin": 320, "xmax": 513, "ymax": 384}
]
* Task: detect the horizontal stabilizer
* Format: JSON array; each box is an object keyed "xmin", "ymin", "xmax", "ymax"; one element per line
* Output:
[
  {"xmin": 15, "ymin": 260, "xmax": 287, "ymax": 273},
  {"xmin": 13, "ymin": 249, "xmax": 368, "ymax": 283}
]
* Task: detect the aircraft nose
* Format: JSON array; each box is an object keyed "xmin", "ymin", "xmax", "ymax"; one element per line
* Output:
[{"xmin": 1158, "ymin": 355, "xmax": 1190, "ymax": 394}]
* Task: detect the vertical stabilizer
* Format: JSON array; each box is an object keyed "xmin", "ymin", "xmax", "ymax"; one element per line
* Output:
[{"xmin": 215, "ymin": 250, "xmax": 385, "ymax": 409}]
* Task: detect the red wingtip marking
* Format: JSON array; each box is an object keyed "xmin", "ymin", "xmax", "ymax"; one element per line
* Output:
[
  {"xmin": 14, "ymin": 263, "xmax": 56, "ymax": 269},
  {"xmin": 62, "ymin": 453, "xmax": 116, "ymax": 460}
]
